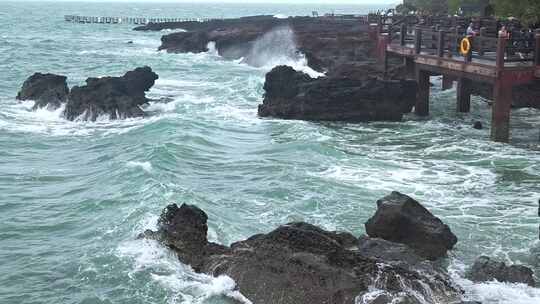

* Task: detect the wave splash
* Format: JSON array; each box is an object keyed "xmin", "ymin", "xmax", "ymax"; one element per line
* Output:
[
  {"xmin": 242, "ymin": 26, "xmax": 324, "ymax": 78},
  {"xmin": 116, "ymin": 216, "xmax": 252, "ymax": 304}
]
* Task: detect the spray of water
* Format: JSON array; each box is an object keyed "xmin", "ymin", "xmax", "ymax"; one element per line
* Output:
[{"xmin": 242, "ymin": 26, "xmax": 324, "ymax": 78}]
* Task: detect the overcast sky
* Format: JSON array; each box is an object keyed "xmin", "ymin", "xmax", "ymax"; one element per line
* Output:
[{"xmin": 22, "ymin": 0, "xmax": 399, "ymax": 4}]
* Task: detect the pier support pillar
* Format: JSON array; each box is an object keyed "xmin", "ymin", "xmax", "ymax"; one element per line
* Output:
[
  {"xmin": 416, "ymin": 69, "xmax": 430, "ymax": 116},
  {"xmin": 456, "ymin": 78, "xmax": 471, "ymax": 112},
  {"xmin": 404, "ymin": 57, "xmax": 415, "ymax": 79},
  {"xmin": 442, "ymin": 75, "xmax": 454, "ymax": 90},
  {"xmin": 490, "ymin": 79, "xmax": 512, "ymax": 143}
]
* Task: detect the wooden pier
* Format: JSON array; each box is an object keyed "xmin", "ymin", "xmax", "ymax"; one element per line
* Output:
[
  {"xmin": 64, "ymin": 15, "xmax": 221, "ymax": 25},
  {"xmin": 375, "ymin": 18, "xmax": 540, "ymax": 142}
]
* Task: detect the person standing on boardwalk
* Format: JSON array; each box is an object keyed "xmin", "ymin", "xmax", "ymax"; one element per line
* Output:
[{"xmin": 466, "ymin": 22, "xmax": 477, "ymax": 36}]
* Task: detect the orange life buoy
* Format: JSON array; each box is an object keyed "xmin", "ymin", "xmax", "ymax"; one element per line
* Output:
[{"xmin": 460, "ymin": 37, "xmax": 471, "ymax": 55}]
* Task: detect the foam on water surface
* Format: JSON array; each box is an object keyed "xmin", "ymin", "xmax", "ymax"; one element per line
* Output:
[{"xmin": 1, "ymin": 2, "xmax": 540, "ymax": 304}]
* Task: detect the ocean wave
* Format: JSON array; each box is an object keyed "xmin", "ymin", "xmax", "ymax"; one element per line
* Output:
[{"xmin": 116, "ymin": 216, "xmax": 252, "ymax": 304}]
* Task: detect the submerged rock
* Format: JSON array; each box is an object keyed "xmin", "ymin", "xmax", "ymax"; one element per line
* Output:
[
  {"xmin": 16, "ymin": 73, "xmax": 69, "ymax": 110},
  {"xmin": 466, "ymin": 256, "xmax": 535, "ymax": 286},
  {"xmin": 365, "ymin": 191, "xmax": 457, "ymax": 260},
  {"xmin": 65, "ymin": 67, "xmax": 158, "ymax": 121},
  {"xmin": 473, "ymin": 121, "xmax": 483, "ymax": 130},
  {"xmin": 257, "ymin": 65, "xmax": 416, "ymax": 122},
  {"xmin": 144, "ymin": 199, "xmax": 463, "ymax": 304}
]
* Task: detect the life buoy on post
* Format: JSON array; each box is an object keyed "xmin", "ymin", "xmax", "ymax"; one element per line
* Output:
[{"xmin": 460, "ymin": 37, "xmax": 471, "ymax": 56}]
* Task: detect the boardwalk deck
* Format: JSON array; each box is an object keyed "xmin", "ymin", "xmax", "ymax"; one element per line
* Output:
[
  {"xmin": 377, "ymin": 23, "xmax": 540, "ymax": 143},
  {"xmin": 64, "ymin": 15, "xmax": 221, "ymax": 25}
]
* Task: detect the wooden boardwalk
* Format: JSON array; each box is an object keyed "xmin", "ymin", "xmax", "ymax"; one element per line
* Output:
[
  {"xmin": 64, "ymin": 15, "xmax": 221, "ymax": 25},
  {"xmin": 374, "ymin": 20, "xmax": 540, "ymax": 142}
]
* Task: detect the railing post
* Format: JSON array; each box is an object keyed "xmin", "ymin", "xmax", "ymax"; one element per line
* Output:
[
  {"xmin": 478, "ymin": 27, "xmax": 486, "ymax": 56},
  {"xmin": 431, "ymin": 26, "xmax": 437, "ymax": 50},
  {"xmin": 415, "ymin": 27, "xmax": 422, "ymax": 54},
  {"xmin": 535, "ymin": 32, "xmax": 540, "ymax": 66},
  {"xmin": 496, "ymin": 37, "xmax": 507, "ymax": 69},
  {"xmin": 400, "ymin": 23, "xmax": 406, "ymax": 46},
  {"xmin": 437, "ymin": 30, "xmax": 445, "ymax": 57}
]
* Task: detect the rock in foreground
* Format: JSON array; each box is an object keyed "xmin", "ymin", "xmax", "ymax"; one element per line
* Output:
[
  {"xmin": 142, "ymin": 202, "xmax": 463, "ymax": 304},
  {"xmin": 365, "ymin": 191, "xmax": 458, "ymax": 260},
  {"xmin": 258, "ymin": 65, "xmax": 416, "ymax": 122},
  {"xmin": 65, "ymin": 67, "xmax": 158, "ymax": 121},
  {"xmin": 16, "ymin": 73, "xmax": 69, "ymax": 110},
  {"xmin": 466, "ymin": 256, "xmax": 535, "ymax": 286}
]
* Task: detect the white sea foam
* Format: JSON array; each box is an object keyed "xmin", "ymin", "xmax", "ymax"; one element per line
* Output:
[
  {"xmin": 116, "ymin": 216, "xmax": 252, "ymax": 304},
  {"xmin": 449, "ymin": 260, "xmax": 540, "ymax": 304},
  {"xmin": 228, "ymin": 26, "xmax": 324, "ymax": 78},
  {"xmin": 0, "ymin": 99, "xmax": 169, "ymax": 137},
  {"xmin": 126, "ymin": 161, "xmax": 153, "ymax": 173}
]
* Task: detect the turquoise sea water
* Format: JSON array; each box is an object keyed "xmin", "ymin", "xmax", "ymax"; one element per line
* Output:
[{"xmin": 1, "ymin": 1, "xmax": 540, "ymax": 303}]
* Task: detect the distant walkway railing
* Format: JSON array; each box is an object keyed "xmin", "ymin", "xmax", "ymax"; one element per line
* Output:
[{"xmin": 64, "ymin": 15, "xmax": 222, "ymax": 25}]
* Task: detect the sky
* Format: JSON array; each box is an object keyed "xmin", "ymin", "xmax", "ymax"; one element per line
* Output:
[{"xmin": 19, "ymin": 0, "xmax": 400, "ymax": 4}]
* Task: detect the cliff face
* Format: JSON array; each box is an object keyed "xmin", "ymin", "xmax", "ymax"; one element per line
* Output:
[{"xmin": 142, "ymin": 16, "xmax": 375, "ymax": 76}]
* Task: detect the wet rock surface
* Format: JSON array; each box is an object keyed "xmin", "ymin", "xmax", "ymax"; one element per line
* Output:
[
  {"xmin": 466, "ymin": 256, "xmax": 536, "ymax": 286},
  {"xmin": 257, "ymin": 65, "xmax": 417, "ymax": 122},
  {"xmin": 16, "ymin": 73, "xmax": 69, "ymax": 110},
  {"xmin": 142, "ymin": 15, "xmax": 373, "ymax": 75},
  {"xmin": 365, "ymin": 191, "xmax": 458, "ymax": 260},
  {"xmin": 143, "ymin": 196, "xmax": 464, "ymax": 304},
  {"xmin": 17, "ymin": 67, "xmax": 158, "ymax": 121},
  {"xmin": 65, "ymin": 66, "xmax": 158, "ymax": 121}
]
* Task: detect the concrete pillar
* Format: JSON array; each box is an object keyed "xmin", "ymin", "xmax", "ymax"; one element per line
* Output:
[
  {"xmin": 416, "ymin": 69, "xmax": 430, "ymax": 116},
  {"xmin": 490, "ymin": 78, "xmax": 512, "ymax": 142},
  {"xmin": 442, "ymin": 75, "xmax": 453, "ymax": 90},
  {"xmin": 457, "ymin": 78, "xmax": 472, "ymax": 112}
]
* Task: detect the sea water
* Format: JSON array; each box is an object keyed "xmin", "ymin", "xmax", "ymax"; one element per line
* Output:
[{"xmin": 0, "ymin": 1, "xmax": 539, "ymax": 304}]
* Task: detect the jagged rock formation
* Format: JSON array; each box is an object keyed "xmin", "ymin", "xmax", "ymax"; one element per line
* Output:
[
  {"xmin": 365, "ymin": 191, "xmax": 458, "ymax": 260},
  {"xmin": 257, "ymin": 65, "xmax": 417, "ymax": 122},
  {"xmin": 466, "ymin": 256, "xmax": 536, "ymax": 286},
  {"xmin": 138, "ymin": 15, "xmax": 374, "ymax": 75},
  {"xmin": 16, "ymin": 73, "xmax": 69, "ymax": 110},
  {"xmin": 16, "ymin": 67, "xmax": 158, "ymax": 121},
  {"xmin": 65, "ymin": 67, "xmax": 158, "ymax": 121},
  {"xmin": 141, "ymin": 195, "xmax": 467, "ymax": 304}
]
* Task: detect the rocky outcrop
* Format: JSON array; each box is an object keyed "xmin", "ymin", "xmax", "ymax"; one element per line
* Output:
[
  {"xmin": 365, "ymin": 191, "xmax": 458, "ymax": 260},
  {"xmin": 257, "ymin": 65, "xmax": 417, "ymax": 122},
  {"xmin": 16, "ymin": 73, "xmax": 69, "ymax": 110},
  {"xmin": 65, "ymin": 67, "xmax": 158, "ymax": 121},
  {"xmin": 16, "ymin": 67, "xmax": 158, "ymax": 121},
  {"xmin": 466, "ymin": 256, "xmax": 536, "ymax": 286},
  {"xmin": 142, "ymin": 199, "xmax": 464, "ymax": 304},
  {"xmin": 148, "ymin": 16, "xmax": 373, "ymax": 75}
]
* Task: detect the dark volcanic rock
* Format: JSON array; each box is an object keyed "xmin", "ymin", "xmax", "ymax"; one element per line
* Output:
[
  {"xmin": 65, "ymin": 67, "xmax": 158, "ymax": 121},
  {"xmin": 144, "ymin": 202, "xmax": 463, "ymax": 304},
  {"xmin": 258, "ymin": 65, "xmax": 416, "ymax": 122},
  {"xmin": 466, "ymin": 256, "xmax": 535, "ymax": 286},
  {"xmin": 153, "ymin": 16, "xmax": 373, "ymax": 74},
  {"xmin": 16, "ymin": 73, "xmax": 69, "ymax": 110},
  {"xmin": 365, "ymin": 191, "xmax": 457, "ymax": 260}
]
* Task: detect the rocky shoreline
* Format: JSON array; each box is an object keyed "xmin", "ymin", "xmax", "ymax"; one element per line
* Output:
[
  {"xmin": 139, "ymin": 15, "xmax": 540, "ymax": 110},
  {"xmin": 142, "ymin": 191, "xmax": 535, "ymax": 304}
]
